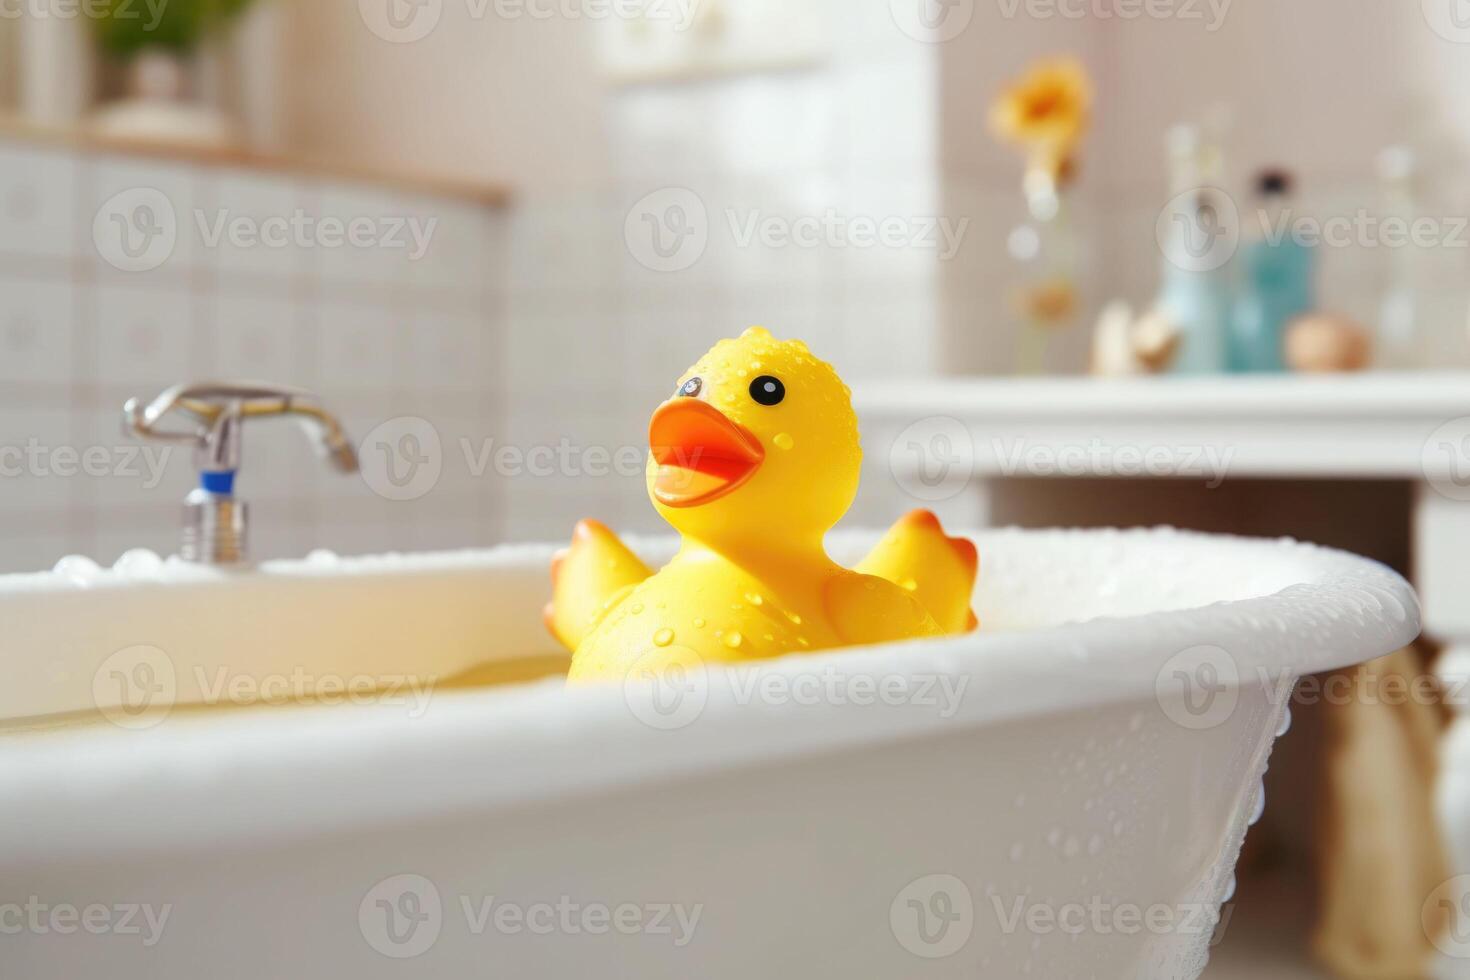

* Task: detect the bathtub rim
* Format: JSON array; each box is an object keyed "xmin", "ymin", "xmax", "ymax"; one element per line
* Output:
[{"xmin": 0, "ymin": 526, "xmax": 1421, "ymax": 863}]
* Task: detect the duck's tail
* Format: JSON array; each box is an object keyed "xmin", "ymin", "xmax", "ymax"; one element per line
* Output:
[
  {"xmin": 855, "ymin": 510, "xmax": 979, "ymax": 635},
  {"xmin": 544, "ymin": 520, "xmax": 653, "ymax": 652}
]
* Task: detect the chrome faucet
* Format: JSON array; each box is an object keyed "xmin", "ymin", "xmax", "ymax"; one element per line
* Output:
[{"xmin": 124, "ymin": 383, "xmax": 358, "ymax": 564}]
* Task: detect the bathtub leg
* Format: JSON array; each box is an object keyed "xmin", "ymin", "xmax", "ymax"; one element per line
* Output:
[{"xmin": 1432, "ymin": 655, "xmax": 1470, "ymax": 979}]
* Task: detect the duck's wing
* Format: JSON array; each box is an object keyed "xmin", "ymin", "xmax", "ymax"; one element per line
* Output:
[
  {"xmin": 824, "ymin": 572, "xmax": 945, "ymax": 646},
  {"xmin": 544, "ymin": 520, "xmax": 653, "ymax": 652},
  {"xmin": 853, "ymin": 510, "xmax": 979, "ymax": 635}
]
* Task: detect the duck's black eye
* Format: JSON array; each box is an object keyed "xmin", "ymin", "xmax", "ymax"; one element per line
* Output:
[
  {"xmin": 678, "ymin": 377, "xmax": 702, "ymax": 398},
  {"xmin": 749, "ymin": 375, "xmax": 785, "ymax": 406}
]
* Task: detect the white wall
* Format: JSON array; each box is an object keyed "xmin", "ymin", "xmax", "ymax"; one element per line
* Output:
[
  {"xmin": 278, "ymin": 1, "xmax": 945, "ymax": 540},
  {"xmin": 281, "ymin": 2, "xmax": 612, "ymax": 192}
]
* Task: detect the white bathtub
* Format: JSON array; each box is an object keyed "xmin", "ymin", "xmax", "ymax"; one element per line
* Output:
[{"xmin": 0, "ymin": 528, "xmax": 1419, "ymax": 979}]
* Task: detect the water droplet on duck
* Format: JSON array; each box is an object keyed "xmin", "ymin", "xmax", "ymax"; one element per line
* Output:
[
  {"xmin": 745, "ymin": 593, "xmax": 764, "ymax": 606},
  {"xmin": 773, "ymin": 433, "xmax": 794, "ymax": 451},
  {"xmin": 786, "ymin": 611, "xmax": 802, "ymax": 625},
  {"xmin": 724, "ymin": 631, "xmax": 744, "ymax": 649},
  {"xmin": 630, "ymin": 603, "xmax": 644, "ymax": 615},
  {"xmin": 694, "ymin": 618, "xmax": 706, "ymax": 628},
  {"xmin": 899, "ymin": 578, "xmax": 918, "ymax": 592},
  {"xmin": 654, "ymin": 628, "xmax": 674, "ymax": 647}
]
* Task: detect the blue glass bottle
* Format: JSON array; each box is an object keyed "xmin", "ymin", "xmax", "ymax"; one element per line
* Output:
[
  {"xmin": 1228, "ymin": 170, "xmax": 1315, "ymax": 373},
  {"xmin": 1156, "ymin": 126, "xmax": 1233, "ymax": 375},
  {"xmin": 1157, "ymin": 186, "xmax": 1234, "ymax": 375}
]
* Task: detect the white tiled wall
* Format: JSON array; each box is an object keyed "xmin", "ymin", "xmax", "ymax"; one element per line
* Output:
[
  {"xmin": 0, "ymin": 135, "xmax": 507, "ymax": 573},
  {"xmin": 498, "ymin": 31, "xmax": 945, "ymax": 543}
]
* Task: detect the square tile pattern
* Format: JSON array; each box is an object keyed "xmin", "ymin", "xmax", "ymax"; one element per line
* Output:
[{"xmin": 0, "ymin": 136, "xmax": 506, "ymax": 572}]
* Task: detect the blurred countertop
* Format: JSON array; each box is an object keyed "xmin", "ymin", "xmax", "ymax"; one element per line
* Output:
[{"xmin": 857, "ymin": 372, "xmax": 1470, "ymax": 480}]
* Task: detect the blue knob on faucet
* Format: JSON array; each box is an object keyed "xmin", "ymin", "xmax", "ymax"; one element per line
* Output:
[{"xmin": 200, "ymin": 471, "xmax": 237, "ymax": 496}]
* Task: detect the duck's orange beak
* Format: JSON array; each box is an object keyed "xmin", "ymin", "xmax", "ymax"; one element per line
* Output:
[{"xmin": 649, "ymin": 399, "xmax": 764, "ymax": 507}]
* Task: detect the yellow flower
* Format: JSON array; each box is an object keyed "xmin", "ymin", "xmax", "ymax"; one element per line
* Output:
[{"xmin": 990, "ymin": 58, "xmax": 1092, "ymax": 162}]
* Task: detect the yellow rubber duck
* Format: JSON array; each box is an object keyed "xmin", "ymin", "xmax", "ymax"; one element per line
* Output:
[{"xmin": 547, "ymin": 327, "xmax": 979, "ymax": 682}]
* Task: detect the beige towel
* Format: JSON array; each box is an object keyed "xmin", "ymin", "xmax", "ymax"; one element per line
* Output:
[{"xmin": 1313, "ymin": 647, "xmax": 1449, "ymax": 980}]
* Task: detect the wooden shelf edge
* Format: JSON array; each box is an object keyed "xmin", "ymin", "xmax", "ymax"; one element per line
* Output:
[{"xmin": 0, "ymin": 116, "xmax": 513, "ymax": 209}]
